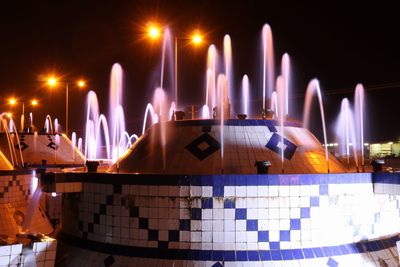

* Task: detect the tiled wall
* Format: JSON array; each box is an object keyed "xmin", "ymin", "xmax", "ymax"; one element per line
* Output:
[
  {"xmin": 0, "ymin": 173, "xmax": 33, "ymax": 207},
  {"xmin": 60, "ymin": 173, "xmax": 400, "ymax": 261},
  {"xmin": 0, "ymin": 239, "xmax": 57, "ymax": 267}
]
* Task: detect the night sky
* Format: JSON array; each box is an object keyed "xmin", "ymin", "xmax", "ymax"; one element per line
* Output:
[{"xmin": 0, "ymin": 1, "xmax": 399, "ymax": 143}]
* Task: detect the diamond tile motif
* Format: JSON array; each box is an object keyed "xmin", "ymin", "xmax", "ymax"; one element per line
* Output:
[
  {"xmin": 186, "ymin": 133, "xmax": 221, "ymax": 160},
  {"xmin": 265, "ymin": 132, "xmax": 297, "ymax": 160}
]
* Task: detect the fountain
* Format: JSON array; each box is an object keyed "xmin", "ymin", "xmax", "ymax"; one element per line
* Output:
[{"xmin": 5, "ymin": 22, "xmax": 400, "ymax": 267}]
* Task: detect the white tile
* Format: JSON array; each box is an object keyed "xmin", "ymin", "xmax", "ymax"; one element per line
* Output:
[
  {"xmin": 257, "ymin": 186, "xmax": 269, "ymax": 197},
  {"xmin": 269, "ymin": 230, "xmax": 279, "ymax": 241},
  {"xmin": 236, "ymin": 220, "xmax": 246, "ymax": 231},
  {"xmin": 224, "ymin": 209, "xmax": 235, "ymax": 220},
  {"xmin": 235, "ymin": 231, "xmax": 247, "ymax": 242},
  {"xmin": 212, "ymin": 209, "xmax": 223, "ymax": 220},
  {"xmin": 224, "ymin": 186, "xmax": 235, "ymax": 197},
  {"xmin": 246, "ymin": 198, "xmax": 258, "ymax": 208},
  {"xmin": 202, "ymin": 220, "xmax": 212, "ymax": 231},
  {"xmin": 212, "ymin": 220, "xmax": 223, "ymax": 231},
  {"xmin": 224, "ymin": 220, "xmax": 235, "ymax": 232},
  {"xmin": 247, "ymin": 186, "xmax": 258, "ymax": 197},
  {"xmin": 202, "ymin": 209, "xmax": 212, "ymax": 220},
  {"xmin": 236, "ymin": 186, "xmax": 247, "ymax": 197},
  {"xmin": 202, "ymin": 232, "xmax": 212, "ymax": 242},
  {"xmin": 247, "ymin": 208, "xmax": 258, "ymax": 219},
  {"xmin": 213, "ymin": 198, "xmax": 224, "ymax": 209},
  {"xmin": 269, "ymin": 219, "xmax": 279, "ymax": 230},
  {"xmin": 258, "ymin": 209, "xmax": 268, "ymax": 219},
  {"xmin": 201, "ymin": 186, "xmax": 212, "ymax": 197}
]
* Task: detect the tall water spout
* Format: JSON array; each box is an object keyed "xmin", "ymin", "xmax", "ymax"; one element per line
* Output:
[
  {"xmin": 241, "ymin": 75, "xmax": 250, "ymax": 115},
  {"xmin": 335, "ymin": 98, "xmax": 358, "ymax": 168},
  {"xmin": 224, "ymin": 35, "xmax": 233, "ymax": 114},
  {"xmin": 262, "ymin": 24, "xmax": 275, "ymax": 110},
  {"xmin": 217, "ymin": 74, "xmax": 228, "ymax": 173},
  {"xmin": 303, "ymin": 79, "xmax": 330, "ymax": 172},
  {"xmin": 270, "ymin": 91, "xmax": 278, "ymax": 118},
  {"xmin": 160, "ymin": 28, "xmax": 174, "ymax": 103},
  {"xmin": 281, "ymin": 53, "xmax": 290, "ymax": 116},
  {"xmin": 276, "ymin": 76, "xmax": 286, "ymax": 173},
  {"xmin": 354, "ymin": 84, "xmax": 365, "ymax": 169},
  {"xmin": 206, "ymin": 45, "xmax": 218, "ymax": 111}
]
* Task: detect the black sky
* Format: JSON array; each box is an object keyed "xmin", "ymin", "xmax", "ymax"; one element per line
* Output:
[{"xmin": 0, "ymin": 1, "xmax": 399, "ymax": 142}]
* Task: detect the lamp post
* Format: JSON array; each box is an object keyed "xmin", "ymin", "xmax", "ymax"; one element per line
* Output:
[
  {"xmin": 146, "ymin": 24, "xmax": 204, "ymax": 108},
  {"xmin": 46, "ymin": 77, "xmax": 86, "ymax": 137},
  {"xmin": 8, "ymin": 97, "xmax": 38, "ymax": 131}
]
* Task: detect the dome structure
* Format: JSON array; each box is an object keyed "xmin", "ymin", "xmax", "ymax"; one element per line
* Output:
[{"xmin": 110, "ymin": 119, "xmax": 345, "ymax": 174}]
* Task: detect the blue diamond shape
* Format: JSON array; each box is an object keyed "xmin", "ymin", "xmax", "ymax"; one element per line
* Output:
[
  {"xmin": 186, "ymin": 133, "xmax": 221, "ymax": 160},
  {"xmin": 327, "ymin": 257, "xmax": 339, "ymax": 267},
  {"xmin": 265, "ymin": 132, "xmax": 297, "ymax": 160},
  {"xmin": 212, "ymin": 262, "xmax": 223, "ymax": 267}
]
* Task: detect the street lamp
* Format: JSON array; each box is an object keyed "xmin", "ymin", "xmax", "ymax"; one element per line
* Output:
[
  {"xmin": 145, "ymin": 25, "xmax": 205, "ymax": 108},
  {"xmin": 46, "ymin": 76, "xmax": 87, "ymax": 136},
  {"xmin": 174, "ymin": 31, "xmax": 204, "ymax": 107},
  {"xmin": 7, "ymin": 97, "xmax": 39, "ymax": 131}
]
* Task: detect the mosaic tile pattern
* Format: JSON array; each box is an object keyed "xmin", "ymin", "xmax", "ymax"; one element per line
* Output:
[
  {"xmin": 60, "ymin": 173, "xmax": 400, "ymax": 259},
  {"xmin": 0, "ymin": 174, "xmax": 31, "ymax": 206}
]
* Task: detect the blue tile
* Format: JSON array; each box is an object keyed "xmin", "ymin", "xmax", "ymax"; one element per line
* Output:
[
  {"xmin": 213, "ymin": 186, "xmax": 224, "ymax": 197},
  {"xmin": 258, "ymin": 231, "xmax": 269, "ymax": 242},
  {"xmin": 223, "ymin": 251, "xmax": 235, "ymax": 261},
  {"xmin": 223, "ymin": 199, "xmax": 235, "ymax": 209},
  {"xmin": 327, "ymin": 257, "xmax": 339, "ymax": 267},
  {"xmin": 235, "ymin": 209, "xmax": 247, "ymax": 220},
  {"xmin": 190, "ymin": 208, "xmax": 202, "ymax": 220},
  {"xmin": 300, "ymin": 208, "xmax": 310, "ymax": 218},
  {"xmin": 300, "ymin": 175, "xmax": 312, "ymax": 185},
  {"xmin": 319, "ymin": 184, "xmax": 329, "ymax": 195},
  {"xmin": 355, "ymin": 243, "xmax": 365, "ymax": 253},
  {"xmin": 265, "ymin": 133, "xmax": 297, "ymax": 160},
  {"xmin": 290, "ymin": 219, "xmax": 301, "ymax": 230},
  {"xmin": 211, "ymin": 262, "xmax": 223, "ymax": 267},
  {"xmin": 224, "ymin": 175, "xmax": 236, "ymax": 186},
  {"xmin": 302, "ymin": 248, "xmax": 314, "ymax": 258},
  {"xmin": 344, "ymin": 244, "xmax": 357, "ymax": 254},
  {"xmin": 292, "ymin": 249, "xmax": 304, "ymax": 259},
  {"xmin": 312, "ymin": 247, "xmax": 324, "ymax": 257},
  {"xmin": 201, "ymin": 175, "xmax": 213, "ymax": 186},
  {"xmin": 339, "ymin": 245, "xmax": 349, "ymax": 255},
  {"xmin": 280, "ymin": 230, "xmax": 290, "ymax": 241},
  {"xmin": 330, "ymin": 246, "xmax": 341, "ymax": 256},
  {"xmin": 270, "ymin": 250, "xmax": 282, "ymax": 261},
  {"xmin": 247, "ymin": 251, "xmax": 259, "ymax": 261},
  {"xmin": 310, "ymin": 196, "xmax": 319, "ymax": 207},
  {"xmin": 212, "ymin": 251, "xmax": 223, "ymax": 261},
  {"xmin": 269, "ymin": 242, "xmax": 280, "ymax": 250},
  {"xmin": 168, "ymin": 230, "xmax": 179, "ymax": 241},
  {"xmin": 281, "ymin": 250, "xmax": 294, "ymax": 260},
  {"xmin": 289, "ymin": 175, "xmax": 300, "ymax": 185},
  {"xmin": 247, "ymin": 220, "xmax": 258, "ymax": 231},
  {"xmin": 376, "ymin": 240, "xmax": 384, "ymax": 250},
  {"xmin": 269, "ymin": 175, "xmax": 280, "ymax": 185},
  {"xmin": 319, "ymin": 175, "xmax": 328, "ymax": 184},
  {"xmin": 139, "ymin": 218, "xmax": 148, "ymax": 229},
  {"xmin": 199, "ymin": 250, "xmax": 211, "ymax": 261},
  {"xmin": 279, "ymin": 175, "xmax": 290, "ymax": 185},
  {"xmin": 259, "ymin": 251, "xmax": 271, "ymax": 261},
  {"xmin": 185, "ymin": 133, "xmax": 221, "ymax": 161},
  {"xmin": 322, "ymin": 246, "xmax": 333, "ymax": 256},
  {"xmin": 201, "ymin": 198, "xmax": 213, "ymax": 209},
  {"xmin": 148, "ymin": 230, "xmax": 158, "ymax": 241},
  {"xmin": 247, "ymin": 175, "xmax": 258, "ymax": 185},
  {"xmin": 237, "ymin": 176, "xmax": 248, "ymax": 186},
  {"xmin": 236, "ymin": 251, "xmax": 248, "ymax": 261},
  {"xmin": 257, "ymin": 175, "xmax": 269, "ymax": 185}
]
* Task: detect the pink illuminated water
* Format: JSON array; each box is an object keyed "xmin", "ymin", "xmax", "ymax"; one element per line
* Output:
[
  {"xmin": 276, "ymin": 76, "xmax": 286, "ymax": 173},
  {"xmin": 281, "ymin": 53, "xmax": 290, "ymax": 115},
  {"xmin": 224, "ymin": 35, "xmax": 233, "ymax": 113},
  {"xmin": 335, "ymin": 98, "xmax": 358, "ymax": 167},
  {"xmin": 303, "ymin": 79, "xmax": 330, "ymax": 172},
  {"xmin": 206, "ymin": 45, "xmax": 218, "ymax": 111},
  {"xmin": 262, "ymin": 24, "xmax": 275, "ymax": 110},
  {"xmin": 241, "ymin": 75, "xmax": 250, "ymax": 115},
  {"xmin": 354, "ymin": 84, "xmax": 365, "ymax": 168}
]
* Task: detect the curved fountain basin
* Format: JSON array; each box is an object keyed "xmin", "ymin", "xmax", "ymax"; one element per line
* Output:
[{"xmin": 53, "ymin": 172, "xmax": 400, "ymax": 266}]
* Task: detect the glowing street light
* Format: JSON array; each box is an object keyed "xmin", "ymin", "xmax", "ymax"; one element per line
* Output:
[
  {"xmin": 7, "ymin": 97, "xmax": 38, "ymax": 131},
  {"xmin": 8, "ymin": 98, "xmax": 17, "ymax": 106},
  {"xmin": 174, "ymin": 30, "xmax": 206, "ymax": 107},
  {"xmin": 45, "ymin": 75, "xmax": 88, "ymax": 136},
  {"xmin": 148, "ymin": 26, "xmax": 161, "ymax": 39},
  {"xmin": 191, "ymin": 33, "xmax": 203, "ymax": 45}
]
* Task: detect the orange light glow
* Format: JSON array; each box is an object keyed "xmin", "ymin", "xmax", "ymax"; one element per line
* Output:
[
  {"xmin": 31, "ymin": 99, "xmax": 38, "ymax": 106},
  {"xmin": 148, "ymin": 25, "xmax": 161, "ymax": 39},
  {"xmin": 47, "ymin": 77, "xmax": 58, "ymax": 87},
  {"xmin": 77, "ymin": 80, "xmax": 86, "ymax": 88},
  {"xmin": 8, "ymin": 98, "xmax": 17, "ymax": 105},
  {"xmin": 192, "ymin": 33, "xmax": 203, "ymax": 45}
]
